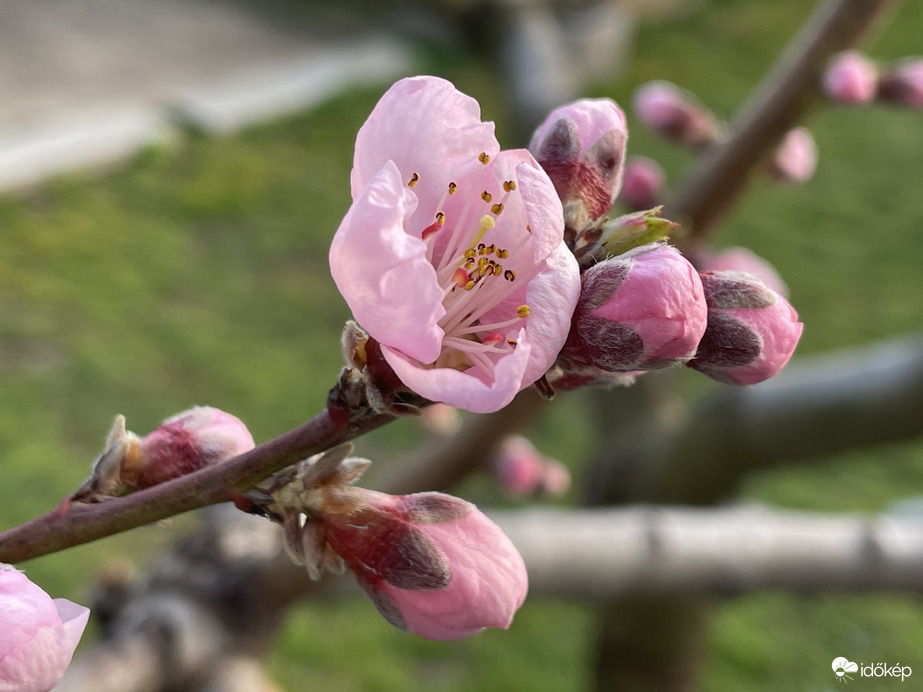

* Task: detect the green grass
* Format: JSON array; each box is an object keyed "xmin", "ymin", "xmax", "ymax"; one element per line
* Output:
[{"xmin": 1, "ymin": 0, "xmax": 922, "ymax": 689}]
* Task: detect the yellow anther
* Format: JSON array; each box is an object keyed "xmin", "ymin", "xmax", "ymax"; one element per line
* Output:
[
  {"xmin": 491, "ymin": 203, "xmax": 504, "ymax": 215},
  {"xmin": 516, "ymin": 305, "xmax": 530, "ymax": 318},
  {"xmin": 448, "ymin": 182, "xmax": 457, "ymax": 195},
  {"xmin": 408, "ymin": 172, "xmax": 420, "ymax": 188},
  {"xmin": 526, "ymin": 224, "xmax": 532, "ymax": 233},
  {"xmin": 478, "ymin": 257, "xmax": 489, "ymax": 271},
  {"xmin": 504, "ymin": 269, "xmax": 516, "ymax": 282},
  {"xmin": 478, "ymin": 152, "xmax": 490, "ymax": 164},
  {"xmin": 435, "ymin": 211, "xmax": 445, "ymax": 224},
  {"xmin": 507, "ymin": 338, "xmax": 518, "ymax": 346},
  {"xmin": 481, "ymin": 190, "xmax": 492, "ymax": 203},
  {"xmin": 503, "ymin": 180, "xmax": 517, "ymax": 192},
  {"xmin": 485, "ymin": 243, "xmax": 495, "ymax": 255},
  {"xmin": 464, "ymin": 248, "xmax": 476, "ymax": 259},
  {"xmin": 497, "ymin": 248, "xmax": 509, "ymax": 259},
  {"xmin": 493, "ymin": 264, "xmax": 503, "ymax": 276},
  {"xmin": 464, "ymin": 258, "xmax": 476, "ymax": 271},
  {"xmin": 465, "ymin": 280, "xmax": 476, "ymax": 291}
]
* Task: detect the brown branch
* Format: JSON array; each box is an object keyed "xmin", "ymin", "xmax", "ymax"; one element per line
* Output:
[{"xmin": 666, "ymin": 0, "xmax": 895, "ymax": 239}]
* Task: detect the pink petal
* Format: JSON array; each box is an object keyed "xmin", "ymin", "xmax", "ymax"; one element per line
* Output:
[{"xmin": 330, "ymin": 161, "xmax": 446, "ymax": 364}]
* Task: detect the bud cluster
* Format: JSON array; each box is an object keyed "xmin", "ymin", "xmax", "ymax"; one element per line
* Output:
[
  {"xmin": 252, "ymin": 446, "xmax": 528, "ymax": 641},
  {"xmin": 825, "ymin": 51, "xmax": 923, "ymax": 109}
]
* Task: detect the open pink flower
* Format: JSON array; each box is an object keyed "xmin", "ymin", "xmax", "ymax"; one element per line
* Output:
[
  {"xmin": 330, "ymin": 76, "xmax": 580, "ymax": 413},
  {"xmin": 1, "ymin": 564, "xmax": 90, "ymax": 692},
  {"xmin": 316, "ymin": 490, "xmax": 528, "ymax": 640}
]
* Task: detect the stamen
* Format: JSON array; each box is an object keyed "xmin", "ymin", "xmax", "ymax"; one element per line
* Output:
[
  {"xmin": 408, "ymin": 172, "xmax": 420, "ymax": 188},
  {"xmin": 481, "ymin": 191, "xmax": 492, "ymax": 203},
  {"xmin": 497, "ymin": 248, "xmax": 509, "ymax": 259},
  {"xmin": 464, "ymin": 248, "xmax": 476, "ymax": 259},
  {"xmin": 504, "ymin": 269, "xmax": 516, "ymax": 281},
  {"xmin": 491, "ymin": 203, "xmax": 504, "ymax": 215},
  {"xmin": 464, "ymin": 279, "xmax": 476, "ymax": 291},
  {"xmin": 516, "ymin": 305, "xmax": 530, "ymax": 318},
  {"xmin": 448, "ymin": 182, "xmax": 457, "ymax": 195},
  {"xmin": 503, "ymin": 180, "xmax": 517, "ymax": 192},
  {"xmin": 478, "ymin": 152, "xmax": 490, "ymax": 164}
]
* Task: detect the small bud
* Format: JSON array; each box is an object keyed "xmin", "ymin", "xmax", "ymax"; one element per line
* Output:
[
  {"xmin": 687, "ymin": 271, "xmax": 803, "ymax": 385},
  {"xmin": 540, "ymin": 457, "xmax": 572, "ymax": 497},
  {"xmin": 878, "ymin": 57, "xmax": 923, "ymax": 109},
  {"xmin": 619, "ymin": 156, "xmax": 666, "ymax": 211},
  {"xmin": 769, "ymin": 127, "xmax": 817, "ymax": 184},
  {"xmin": 314, "ymin": 489, "xmax": 528, "ymax": 640},
  {"xmin": 824, "ymin": 51, "xmax": 879, "ymax": 105},
  {"xmin": 696, "ymin": 246, "xmax": 789, "ymax": 297},
  {"xmin": 419, "ymin": 404, "xmax": 462, "ymax": 437},
  {"xmin": 574, "ymin": 207, "xmax": 678, "ymax": 268},
  {"xmin": 557, "ymin": 243, "xmax": 708, "ymax": 375},
  {"xmin": 74, "ymin": 406, "xmax": 255, "ymax": 500},
  {"xmin": 529, "ymin": 98, "xmax": 628, "ymax": 228},
  {"xmin": 0, "ymin": 563, "xmax": 90, "ymax": 692},
  {"xmin": 489, "ymin": 435, "xmax": 545, "ymax": 497},
  {"xmin": 633, "ymin": 81, "xmax": 721, "ymax": 148}
]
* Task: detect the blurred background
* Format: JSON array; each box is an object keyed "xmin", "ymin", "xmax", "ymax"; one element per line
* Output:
[{"xmin": 1, "ymin": 0, "xmax": 922, "ymax": 689}]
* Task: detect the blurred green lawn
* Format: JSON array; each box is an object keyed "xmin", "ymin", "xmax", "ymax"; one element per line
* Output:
[{"xmin": 2, "ymin": 0, "xmax": 922, "ymax": 689}]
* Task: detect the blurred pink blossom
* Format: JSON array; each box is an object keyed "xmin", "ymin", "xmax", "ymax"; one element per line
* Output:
[
  {"xmin": 529, "ymin": 98, "xmax": 628, "ymax": 222},
  {"xmin": 315, "ymin": 489, "xmax": 528, "ymax": 640},
  {"xmin": 330, "ymin": 76, "xmax": 580, "ymax": 413},
  {"xmin": 557, "ymin": 243, "xmax": 708, "ymax": 374},
  {"xmin": 769, "ymin": 127, "xmax": 817, "ymax": 184},
  {"xmin": 1, "ymin": 564, "xmax": 90, "ymax": 692},
  {"xmin": 688, "ymin": 271, "xmax": 803, "ymax": 385},
  {"xmin": 633, "ymin": 81, "xmax": 720, "ymax": 147},
  {"xmin": 619, "ymin": 156, "xmax": 666, "ymax": 211},
  {"xmin": 419, "ymin": 404, "xmax": 462, "ymax": 437},
  {"xmin": 824, "ymin": 51, "xmax": 878, "ymax": 105},
  {"xmin": 490, "ymin": 435, "xmax": 545, "ymax": 496},
  {"xmin": 697, "ymin": 246, "xmax": 789, "ymax": 297},
  {"xmin": 878, "ymin": 57, "xmax": 923, "ymax": 108},
  {"xmin": 539, "ymin": 457, "xmax": 572, "ymax": 497}
]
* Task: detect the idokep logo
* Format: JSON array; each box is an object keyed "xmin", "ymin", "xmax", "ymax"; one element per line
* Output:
[
  {"xmin": 833, "ymin": 658, "xmax": 858, "ymax": 683},
  {"xmin": 832, "ymin": 657, "xmax": 913, "ymax": 683}
]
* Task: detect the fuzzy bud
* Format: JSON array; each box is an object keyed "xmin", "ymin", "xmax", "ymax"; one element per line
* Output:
[
  {"xmin": 1, "ymin": 564, "xmax": 90, "ymax": 692},
  {"xmin": 489, "ymin": 435, "xmax": 570, "ymax": 498},
  {"xmin": 315, "ymin": 489, "xmax": 528, "ymax": 640},
  {"xmin": 878, "ymin": 57, "xmax": 923, "ymax": 109},
  {"xmin": 696, "ymin": 246, "xmax": 789, "ymax": 297},
  {"xmin": 633, "ymin": 81, "xmax": 721, "ymax": 148},
  {"xmin": 824, "ymin": 51, "xmax": 879, "ymax": 105},
  {"xmin": 769, "ymin": 127, "xmax": 817, "ymax": 184},
  {"xmin": 529, "ymin": 98, "xmax": 628, "ymax": 229},
  {"xmin": 74, "ymin": 406, "xmax": 255, "ymax": 500},
  {"xmin": 687, "ymin": 271, "xmax": 803, "ymax": 385},
  {"xmin": 619, "ymin": 156, "xmax": 666, "ymax": 211},
  {"xmin": 557, "ymin": 243, "xmax": 708, "ymax": 375}
]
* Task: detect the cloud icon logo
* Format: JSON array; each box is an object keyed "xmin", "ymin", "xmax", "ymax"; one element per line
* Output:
[{"xmin": 832, "ymin": 657, "xmax": 859, "ymax": 683}]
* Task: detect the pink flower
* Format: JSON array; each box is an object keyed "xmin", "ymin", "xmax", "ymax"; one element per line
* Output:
[
  {"xmin": 540, "ymin": 457, "xmax": 571, "ymax": 497},
  {"xmin": 74, "ymin": 406, "xmax": 255, "ymax": 499},
  {"xmin": 769, "ymin": 127, "xmax": 817, "ymax": 184},
  {"xmin": 490, "ymin": 435, "xmax": 545, "ymax": 496},
  {"xmin": 633, "ymin": 81, "xmax": 720, "ymax": 147},
  {"xmin": 619, "ymin": 156, "xmax": 665, "ymax": 211},
  {"xmin": 315, "ymin": 489, "xmax": 528, "ymax": 640},
  {"xmin": 688, "ymin": 271, "xmax": 803, "ymax": 385},
  {"xmin": 697, "ymin": 246, "xmax": 789, "ymax": 297},
  {"xmin": 878, "ymin": 57, "xmax": 923, "ymax": 108},
  {"xmin": 557, "ymin": 243, "xmax": 708, "ymax": 374},
  {"xmin": 0, "ymin": 564, "xmax": 90, "ymax": 692},
  {"xmin": 528, "ymin": 98, "xmax": 628, "ymax": 223},
  {"xmin": 330, "ymin": 76, "xmax": 580, "ymax": 414},
  {"xmin": 824, "ymin": 51, "xmax": 879, "ymax": 105}
]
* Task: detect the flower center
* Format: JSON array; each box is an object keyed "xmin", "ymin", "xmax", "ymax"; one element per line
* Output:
[{"xmin": 405, "ymin": 152, "xmax": 533, "ymax": 377}]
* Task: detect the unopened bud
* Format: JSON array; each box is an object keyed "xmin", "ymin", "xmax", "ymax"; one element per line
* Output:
[
  {"xmin": 633, "ymin": 81, "xmax": 721, "ymax": 148},
  {"xmin": 696, "ymin": 246, "xmax": 789, "ymax": 297},
  {"xmin": 687, "ymin": 271, "xmax": 803, "ymax": 385},
  {"xmin": 573, "ymin": 207, "xmax": 678, "ymax": 269},
  {"xmin": 769, "ymin": 127, "xmax": 817, "ymax": 184},
  {"xmin": 74, "ymin": 406, "xmax": 254, "ymax": 500},
  {"xmin": 529, "ymin": 98, "xmax": 628, "ymax": 228},
  {"xmin": 878, "ymin": 57, "xmax": 923, "ymax": 109},
  {"xmin": 557, "ymin": 243, "xmax": 707, "ymax": 376},
  {"xmin": 619, "ymin": 156, "xmax": 666, "ymax": 211},
  {"xmin": 824, "ymin": 51, "xmax": 878, "ymax": 105}
]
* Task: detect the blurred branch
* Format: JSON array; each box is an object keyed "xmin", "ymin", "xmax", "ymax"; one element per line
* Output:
[
  {"xmin": 667, "ymin": 0, "xmax": 895, "ymax": 240},
  {"xmin": 497, "ymin": 505, "xmax": 923, "ymax": 596},
  {"xmin": 587, "ymin": 332, "xmax": 923, "ymax": 505}
]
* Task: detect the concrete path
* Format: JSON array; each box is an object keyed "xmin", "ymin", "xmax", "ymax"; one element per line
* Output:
[{"xmin": 0, "ymin": 0, "xmax": 413, "ymax": 190}]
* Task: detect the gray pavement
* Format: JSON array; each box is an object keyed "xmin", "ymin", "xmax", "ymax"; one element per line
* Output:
[{"xmin": 0, "ymin": 0, "xmax": 413, "ymax": 190}]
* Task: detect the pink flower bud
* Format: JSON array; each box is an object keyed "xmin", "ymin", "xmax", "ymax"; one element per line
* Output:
[
  {"xmin": 688, "ymin": 271, "xmax": 803, "ymax": 385},
  {"xmin": 619, "ymin": 156, "xmax": 665, "ymax": 211},
  {"xmin": 419, "ymin": 404, "xmax": 462, "ymax": 437},
  {"xmin": 696, "ymin": 246, "xmax": 789, "ymax": 297},
  {"xmin": 878, "ymin": 57, "xmax": 923, "ymax": 108},
  {"xmin": 489, "ymin": 435, "xmax": 545, "ymax": 496},
  {"xmin": 633, "ymin": 81, "xmax": 721, "ymax": 147},
  {"xmin": 769, "ymin": 127, "xmax": 817, "ymax": 184},
  {"xmin": 0, "ymin": 564, "xmax": 90, "ymax": 692},
  {"xmin": 539, "ymin": 457, "xmax": 571, "ymax": 497},
  {"xmin": 824, "ymin": 51, "xmax": 879, "ymax": 105},
  {"xmin": 557, "ymin": 243, "xmax": 708, "ymax": 374},
  {"xmin": 529, "ymin": 98, "xmax": 628, "ymax": 222},
  {"xmin": 316, "ymin": 490, "xmax": 528, "ymax": 640}
]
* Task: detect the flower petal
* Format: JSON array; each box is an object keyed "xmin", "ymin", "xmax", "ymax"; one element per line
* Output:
[{"xmin": 330, "ymin": 161, "xmax": 446, "ymax": 364}]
